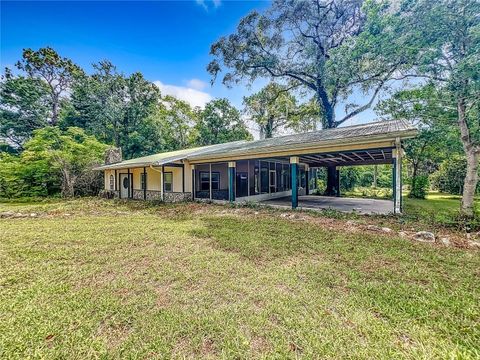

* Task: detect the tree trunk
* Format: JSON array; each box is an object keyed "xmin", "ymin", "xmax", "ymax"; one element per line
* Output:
[
  {"xmin": 325, "ymin": 166, "xmax": 338, "ymax": 196},
  {"xmin": 462, "ymin": 148, "xmax": 479, "ymax": 216},
  {"xmin": 265, "ymin": 117, "xmax": 274, "ymax": 139},
  {"xmin": 61, "ymin": 167, "xmax": 75, "ymax": 198},
  {"xmin": 316, "ymin": 85, "xmax": 337, "ymax": 196},
  {"xmin": 51, "ymin": 97, "xmax": 59, "ymax": 126},
  {"xmin": 457, "ymin": 97, "xmax": 479, "ymax": 216}
]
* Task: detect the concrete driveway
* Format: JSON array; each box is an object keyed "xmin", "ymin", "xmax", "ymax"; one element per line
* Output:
[{"xmin": 260, "ymin": 195, "xmax": 394, "ymax": 215}]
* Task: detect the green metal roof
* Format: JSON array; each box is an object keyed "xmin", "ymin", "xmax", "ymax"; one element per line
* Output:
[
  {"xmin": 188, "ymin": 119, "xmax": 416, "ymax": 161},
  {"xmin": 94, "ymin": 141, "xmax": 246, "ymax": 170},
  {"xmin": 95, "ymin": 119, "xmax": 416, "ymax": 170}
]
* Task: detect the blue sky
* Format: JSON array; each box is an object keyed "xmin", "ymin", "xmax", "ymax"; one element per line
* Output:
[{"xmin": 1, "ymin": 0, "xmax": 378, "ymax": 130}]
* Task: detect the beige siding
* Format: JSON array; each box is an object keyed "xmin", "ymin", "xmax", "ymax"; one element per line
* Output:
[
  {"xmin": 104, "ymin": 169, "xmax": 116, "ymax": 190},
  {"xmin": 184, "ymin": 161, "xmax": 193, "ymax": 193},
  {"xmin": 125, "ymin": 164, "xmax": 186, "ymax": 193}
]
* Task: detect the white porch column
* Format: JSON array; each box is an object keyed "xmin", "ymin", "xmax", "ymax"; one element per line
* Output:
[{"xmin": 393, "ymin": 138, "xmax": 403, "ymax": 214}]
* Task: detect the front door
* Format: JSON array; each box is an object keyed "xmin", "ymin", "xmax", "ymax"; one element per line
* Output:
[
  {"xmin": 236, "ymin": 172, "xmax": 248, "ymax": 198},
  {"xmin": 120, "ymin": 173, "xmax": 131, "ymax": 198}
]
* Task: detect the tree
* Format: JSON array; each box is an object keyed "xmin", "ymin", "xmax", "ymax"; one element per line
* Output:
[
  {"xmin": 0, "ymin": 68, "xmax": 51, "ymax": 148},
  {"xmin": 194, "ymin": 98, "xmax": 252, "ymax": 146},
  {"xmin": 431, "ymin": 155, "xmax": 478, "ymax": 196},
  {"xmin": 376, "ymin": 85, "xmax": 461, "ymax": 198},
  {"xmin": 21, "ymin": 127, "xmax": 108, "ymax": 197},
  {"xmin": 158, "ymin": 95, "xmax": 198, "ymax": 150},
  {"xmin": 373, "ymin": 0, "xmax": 480, "ymax": 215},
  {"xmin": 208, "ymin": 0, "xmax": 406, "ymax": 194},
  {"xmin": 15, "ymin": 47, "xmax": 82, "ymax": 125},
  {"xmin": 243, "ymin": 83, "xmax": 297, "ymax": 139},
  {"xmin": 69, "ymin": 61, "xmax": 161, "ymax": 158}
]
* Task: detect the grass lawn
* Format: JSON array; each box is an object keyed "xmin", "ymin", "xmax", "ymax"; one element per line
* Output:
[
  {"xmin": 0, "ymin": 198, "xmax": 479, "ymax": 359},
  {"xmin": 403, "ymin": 192, "xmax": 480, "ymax": 229}
]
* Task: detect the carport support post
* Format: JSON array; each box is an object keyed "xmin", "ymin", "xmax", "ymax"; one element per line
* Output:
[
  {"xmin": 305, "ymin": 165, "xmax": 309, "ymax": 195},
  {"xmin": 335, "ymin": 169, "xmax": 341, "ymax": 197},
  {"xmin": 228, "ymin": 162, "xmax": 236, "ymax": 203},
  {"xmin": 290, "ymin": 157, "xmax": 299, "ymax": 209},
  {"xmin": 393, "ymin": 138, "xmax": 402, "ymax": 214}
]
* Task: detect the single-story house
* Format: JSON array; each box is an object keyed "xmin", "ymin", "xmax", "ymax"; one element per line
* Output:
[{"xmin": 95, "ymin": 119, "xmax": 417, "ymax": 214}]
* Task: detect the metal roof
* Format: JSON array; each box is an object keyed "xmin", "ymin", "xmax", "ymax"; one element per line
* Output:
[
  {"xmin": 189, "ymin": 119, "xmax": 416, "ymax": 161},
  {"xmin": 95, "ymin": 119, "xmax": 416, "ymax": 170},
  {"xmin": 93, "ymin": 141, "xmax": 246, "ymax": 170}
]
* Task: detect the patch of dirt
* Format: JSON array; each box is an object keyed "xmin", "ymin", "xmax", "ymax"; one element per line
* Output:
[
  {"xmin": 250, "ymin": 335, "xmax": 271, "ymax": 354},
  {"xmin": 154, "ymin": 284, "xmax": 172, "ymax": 309},
  {"xmin": 96, "ymin": 319, "xmax": 132, "ymax": 351},
  {"xmin": 201, "ymin": 337, "xmax": 217, "ymax": 357}
]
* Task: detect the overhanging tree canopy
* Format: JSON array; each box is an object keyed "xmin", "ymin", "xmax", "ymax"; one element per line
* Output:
[{"xmin": 208, "ymin": 0, "xmax": 405, "ymax": 130}]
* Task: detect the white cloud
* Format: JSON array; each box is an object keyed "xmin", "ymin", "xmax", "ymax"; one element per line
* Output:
[
  {"xmin": 196, "ymin": 0, "xmax": 221, "ymax": 10},
  {"xmin": 186, "ymin": 78, "xmax": 208, "ymax": 91},
  {"xmin": 154, "ymin": 80, "xmax": 212, "ymax": 108},
  {"xmin": 196, "ymin": 0, "xmax": 207, "ymax": 10}
]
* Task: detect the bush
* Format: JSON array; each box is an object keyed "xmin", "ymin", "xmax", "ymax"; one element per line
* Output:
[
  {"xmin": 340, "ymin": 167, "xmax": 359, "ymax": 191},
  {"xmin": 430, "ymin": 155, "xmax": 480, "ymax": 195},
  {"xmin": 0, "ymin": 127, "xmax": 107, "ymax": 198},
  {"xmin": 409, "ymin": 175, "xmax": 429, "ymax": 199}
]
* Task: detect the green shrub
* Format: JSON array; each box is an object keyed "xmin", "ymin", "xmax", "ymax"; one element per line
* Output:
[
  {"xmin": 340, "ymin": 167, "xmax": 359, "ymax": 191},
  {"xmin": 0, "ymin": 127, "xmax": 107, "ymax": 198},
  {"xmin": 409, "ymin": 175, "xmax": 429, "ymax": 199},
  {"xmin": 430, "ymin": 155, "xmax": 480, "ymax": 195}
]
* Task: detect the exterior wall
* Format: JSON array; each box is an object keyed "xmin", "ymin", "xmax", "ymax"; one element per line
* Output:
[
  {"xmin": 102, "ymin": 163, "xmax": 191, "ymax": 202},
  {"xmin": 103, "ymin": 160, "xmax": 305, "ymax": 204},
  {"xmin": 104, "ymin": 169, "xmax": 117, "ymax": 191},
  {"xmin": 129, "ymin": 164, "xmax": 186, "ymax": 193},
  {"xmin": 131, "ymin": 189, "xmax": 191, "ymax": 202},
  {"xmin": 164, "ymin": 192, "xmax": 192, "ymax": 202},
  {"xmin": 184, "ymin": 161, "xmax": 193, "ymax": 194}
]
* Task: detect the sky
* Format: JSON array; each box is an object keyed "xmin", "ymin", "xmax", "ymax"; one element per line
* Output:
[{"xmin": 1, "ymin": 0, "xmax": 379, "ymax": 133}]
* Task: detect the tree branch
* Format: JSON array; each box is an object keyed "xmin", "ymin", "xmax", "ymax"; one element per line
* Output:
[{"xmin": 336, "ymin": 79, "xmax": 386, "ymax": 126}]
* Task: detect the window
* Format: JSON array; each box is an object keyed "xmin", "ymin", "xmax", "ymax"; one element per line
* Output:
[
  {"xmin": 141, "ymin": 173, "xmax": 147, "ymax": 190},
  {"xmin": 260, "ymin": 162, "xmax": 269, "ymax": 193},
  {"xmin": 211, "ymin": 172, "xmax": 220, "ymax": 190},
  {"xmin": 109, "ymin": 175, "xmax": 114, "ymax": 190},
  {"xmin": 164, "ymin": 172, "xmax": 173, "ymax": 192},
  {"xmin": 200, "ymin": 171, "xmax": 220, "ymax": 191}
]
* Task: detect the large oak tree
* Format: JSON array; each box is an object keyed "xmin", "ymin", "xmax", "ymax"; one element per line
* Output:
[{"xmin": 208, "ymin": 0, "xmax": 407, "ymax": 194}]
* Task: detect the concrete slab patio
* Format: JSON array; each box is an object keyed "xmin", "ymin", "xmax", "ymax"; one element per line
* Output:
[{"xmin": 260, "ymin": 195, "xmax": 394, "ymax": 215}]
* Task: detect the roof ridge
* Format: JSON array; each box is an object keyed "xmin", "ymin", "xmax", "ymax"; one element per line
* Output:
[{"xmin": 240, "ymin": 118, "xmax": 405, "ymax": 146}]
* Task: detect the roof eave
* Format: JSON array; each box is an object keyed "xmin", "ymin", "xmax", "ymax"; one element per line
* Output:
[{"xmin": 188, "ymin": 129, "xmax": 418, "ymax": 162}]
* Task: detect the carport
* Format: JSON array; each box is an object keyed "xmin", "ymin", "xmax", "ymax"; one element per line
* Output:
[{"xmin": 187, "ymin": 119, "xmax": 416, "ymax": 214}]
